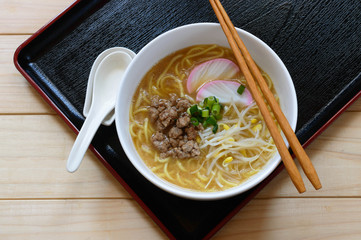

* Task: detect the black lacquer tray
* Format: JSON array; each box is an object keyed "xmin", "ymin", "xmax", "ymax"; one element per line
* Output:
[{"xmin": 14, "ymin": 0, "xmax": 361, "ymax": 239}]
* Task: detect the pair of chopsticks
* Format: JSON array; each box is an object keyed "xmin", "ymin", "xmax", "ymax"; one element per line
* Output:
[{"xmin": 209, "ymin": 0, "xmax": 321, "ymax": 193}]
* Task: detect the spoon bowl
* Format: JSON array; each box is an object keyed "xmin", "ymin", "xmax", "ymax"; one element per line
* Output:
[
  {"xmin": 83, "ymin": 47, "xmax": 136, "ymax": 125},
  {"xmin": 92, "ymin": 52, "xmax": 131, "ymax": 106},
  {"xmin": 67, "ymin": 51, "xmax": 133, "ymax": 173}
]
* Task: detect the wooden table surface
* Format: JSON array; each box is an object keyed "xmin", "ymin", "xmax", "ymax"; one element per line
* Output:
[{"xmin": 1, "ymin": 1, "xmax": 361, "ymax": 239}]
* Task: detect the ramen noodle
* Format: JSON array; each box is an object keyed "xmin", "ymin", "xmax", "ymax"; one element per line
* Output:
[{"xmin": 129, "ymin": 44, "xmax": 278, "ymax": 192}]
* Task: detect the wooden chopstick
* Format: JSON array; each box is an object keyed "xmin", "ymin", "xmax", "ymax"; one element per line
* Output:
[
  {"xmin": 211, "ymin": 0, "xmax": 321, "ymax": 191},
  {"xmin": 210, "ymin": 0, "xmax": 322, "ymax": 191},
  {"xmin": 210, "ymin": 0, "xmax": 322, "ymax": 192}
]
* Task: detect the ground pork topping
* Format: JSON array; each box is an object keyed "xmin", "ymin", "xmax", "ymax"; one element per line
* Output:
[{"xmin": 149, "ymin": 94, "xmax": 202, "ymax": 159}]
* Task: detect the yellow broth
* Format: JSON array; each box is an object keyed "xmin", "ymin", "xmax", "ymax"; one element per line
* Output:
[{"xmin": 129, "ymin": 44, "xmax": 278, "ymax": 192}]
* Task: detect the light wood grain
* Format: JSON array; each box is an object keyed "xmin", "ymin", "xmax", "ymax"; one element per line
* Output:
[
  {"xmin": 0, "ymin": 0, "xmax": 74, "ymax": 34},
  {"xmin": 0, "ymin": 115, "xmax": 129, "ymax": 199},
  {"xmin": 347, "ymin": 96, "xmax": 361, "ymax": 111},
  {"xmin": 214, "ymin": 198, "xmax": 361, "ymax": 240},
  {"xmin": 258, "ymin": 111, "xmax": 361, "ymax": 197},
  {"xmin": 1, "ymin": 198, "xmax": 361, "ymax": 240},
  {"xmin": 0, "ymin": 199, "xmax": 166, "ymax": 240}
]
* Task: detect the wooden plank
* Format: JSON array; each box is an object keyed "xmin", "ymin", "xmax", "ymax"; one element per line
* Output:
[
  {"xmin": 0, "ymin": 199, "xmax": 166, "ymax": 239},
  {"xmin": 0, "ymin": 115, "xmax": 129, "ymax": 199},
  {"xmin": 1, "ymin": 198, "xmax": 361, "ymax": 239},
  {"xmin": 0, "ymin": 35, "xmax": 54, "ymax": 114},
  {"xmin": 1, "ymin": 111, "xmax": 360, "ymax": 199},
  {"xmin": 347, "ymin": 97, "xmax": 361, "ymax": 112},
  {"xmin": 258, "ymin": 111, "xmax": 361, "ymax": 197},
  {"xmin": 214, "ymin": 198, "xmax": 361, "ymax": 239},
  {"xmin": 0, "ymin": 0, "xmax": 74, "ymax": 34}
]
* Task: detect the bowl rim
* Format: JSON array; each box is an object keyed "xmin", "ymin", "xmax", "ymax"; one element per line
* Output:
[{"xmin": 115, "ymin": 22, "xmax": 298, "ymax": 200}]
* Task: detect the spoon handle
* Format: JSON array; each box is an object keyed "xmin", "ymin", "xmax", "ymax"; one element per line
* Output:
[{"xmin": 66, "ymin": 107, "xmax": 109, "ymax": 173}]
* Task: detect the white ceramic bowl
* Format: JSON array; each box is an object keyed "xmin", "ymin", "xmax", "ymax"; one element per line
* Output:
[{"xmin": 115, "ymin": 23, "xmax": 297, "ymax": 200}]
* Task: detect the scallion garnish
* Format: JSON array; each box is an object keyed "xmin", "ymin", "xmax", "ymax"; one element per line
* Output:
[
  {"xmin": 215, "ymin": 113, "xmax": 222, "ymax": 120},
  {"xmin": 206, "ymin": 96, "xmax": 215, "ymax": 108},
  {"xmin": 237, "ymin": 85, "xmax": 245, "ymax": 95},
  {"xmin": 212, "ymin": 124, "xmax": 219, "ymax": 133},
  {"xmin": 186, "ymin": 96, "xmax": 223, "ymax": 134},
  {"xmin": 205, "ymin": 116, "xmax": 217, "ymax": 126},
  {"xmin": 190, "ymin": 117, "xmax": 199, "ymax": 126},
  {"xmin": 189, "ymin": 104, "xmax": 200, "ymax": 116},
  {"xmin": 201, "ymin": 109, "xmax": 209, "ymax": 118},
  {"xmin": 211, "ymin": 103, "xmax": 221, "ymax": 115},
  {"xmin": 197, "ymin": 116, "xmax": 204, "ymax": 124}
]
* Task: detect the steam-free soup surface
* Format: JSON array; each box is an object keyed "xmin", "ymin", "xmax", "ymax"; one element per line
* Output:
[{"xmin": 130, "ymin": 44, "xmax": 277, "ymax": 192}]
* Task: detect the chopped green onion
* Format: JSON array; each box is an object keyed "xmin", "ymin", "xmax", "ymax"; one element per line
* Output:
[
  {"xmin": 237, "ymin": 85, "xmax": 246, "ymax": 95},
  {"xmin": 211, "ymin": 103, "xmax": 221, "ymax": 115},
  {"xmin": 201, "ymin": 109, "xmax": 209, "ymax": 118},
  {"xmin": 215, "ymin": 113, "xmax": 222, "ymax": 120},
  {"xmin": 212, "ymin": 124, "xmax": 219, "ymax": 133},
  {"xmin": 190, "ymin": 117, "xmax": 199, "ymax": 126},
  {"xmin": 189, "ymin": 104, "xmax": 200, "ymax": 116},
  {"xmin": 189, "ymin": 96, "xmax": 223, "ymax": 134},
  {"xmin": 205, "ymin": 116, "xmax": 217, "ymax": 126},
  {"xmin": 207, "ymin": 96, "xmax": 215, "ymax": 101},
  {"xmin": 197, "ymin": 116, "xmax": 204, "ymax": 124},
  {"xmin": 205, "ymin": 96, "xmax": 215, "ymax": 108}
]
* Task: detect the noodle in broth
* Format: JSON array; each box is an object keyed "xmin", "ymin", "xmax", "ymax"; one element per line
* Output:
[{"xmin": 129, "ymin": 44, "xmax": 278, "ymax": 192}]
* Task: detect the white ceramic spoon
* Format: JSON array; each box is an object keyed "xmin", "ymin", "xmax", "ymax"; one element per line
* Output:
[
  {"xmin": 83, "ymin": 47, "xmax": 136, "ymax": 125},
  {"xmin": 67, "ymin": 51, "xmax": 132, "ymax": 173}
]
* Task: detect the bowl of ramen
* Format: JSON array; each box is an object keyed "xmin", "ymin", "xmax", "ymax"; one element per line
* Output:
[{"xmin": 115, "ymin": 23, "xmax": 297, "ymax": 200}]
